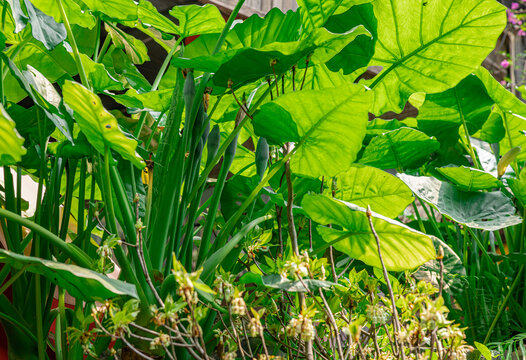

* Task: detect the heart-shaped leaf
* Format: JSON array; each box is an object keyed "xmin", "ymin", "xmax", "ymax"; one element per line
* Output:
[
  {"xmin": 169, "ymin": 4, "xmax": 225, "ymax": 38},
  {"xmin": 302, "ymin": 194, "xmax": 436, "ymax": 271},
  {"xmin": 62, "ymin": 80, "xmax": 145, "ymax": 168},
  {"xmin": 253, "ymin": 84, "xmax": 372, "ymax": 177},
  {"xmin": 172, "ymin": 26, "xmax": 370, "ymax": 89},
  {"xmin": 359, "ymin": 128, "xmax": 439, "ymax": 170},
  {"xmin": 28, "ymin": 0, "xmax": 96, "ymax": 28},
  {"xmin": 334, "ymin": 164, "xmax": 414, "ymax": 218},
  {"xmin": 364, "ymin": 0, "xmax": 505, "ymax": 114},
  {"xmin": 399, "ymin": 174, "xmax": 522, "ymax": 231}
]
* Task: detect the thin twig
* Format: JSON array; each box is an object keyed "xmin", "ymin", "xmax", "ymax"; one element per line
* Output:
[{"xmin": 366, "ymin": 205, "xmax": 405, "ymax": 360}]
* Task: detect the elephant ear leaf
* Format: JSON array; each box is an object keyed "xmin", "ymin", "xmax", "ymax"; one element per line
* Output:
[
  {"xmin": 0, "ymin": 104, "xmax": 26, "ymax": 165},
  {"xmin": 253, "ymin": 84, "xmax": 372, "ymax": 178},
  {"xmin": 62, "ymin": 80, "xmax": 145, "ymax": 169},
  {"xmin": 302, "ymin": 194, "xmax": 436, "ymax": 271},
  {"xmin": 0, "ymin": 249, "xmax": 137, "ymax": 301},
  {"xmin": 399, "ymin": 174, "xmax": 522, "ymax": 231},
  {"xmin": 364, "ymin": 0, "xmax": 506, "ymax": 115}
]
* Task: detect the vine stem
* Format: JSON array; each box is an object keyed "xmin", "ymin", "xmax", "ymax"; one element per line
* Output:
[
  {"xmin": 56, "ymin": 0, "xmax": 90, "ymax": 88},
  {"xmin": 366, "ymin": 205, "xmax": 405, "ymax": 360}
]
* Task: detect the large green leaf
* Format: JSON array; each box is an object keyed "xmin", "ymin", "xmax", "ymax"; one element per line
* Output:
[
  {"xmin": 5, "ymin": 0, "xmax": 27, "ymax": 33},
  {"xmin": 0, "ymin": 54, "xmax": 73, "ymax": 141},
  {"xmin": 80, "ymin": 53, "xmax": 123, "ymax": 92},
  {"xmin": 227, "ymin": 7, "xmax": 301, "ymax": 48},
  {"xmin": 169, "ymin": 4, "xmax": 225, "ymax": 38},
  {"xmin": 81, "ymin": 0, "xmax": 137, "ymax": 21},
  {"xmin": 364, "ymin": 0, "xmax": 505, "ymax": 114},
  {"xmin": 111, "ymin": 88, "xmax": 172, "ymax": 113},
  {"xmin": 475, "ymin": 68, "xmax": 526, "ymax": 160},
  {"xmin": 436, "ymin": 166, "xmax": 501, "ymax": 191},
  {"xmin": 0, "ymin": 104, "xmax": 26, "ymax": 165},
  {"xmin": 334, "ymin": 164, "xmax": 414, "ymax": 218},
  {"xmin": 29, "ymin": 0, "xmax": 96, "ymax": 28},
  {"xmin": 324, "ymin": 3, "xmax": 376, "ymax": 75},
  {"xmin": 508, "ymin": 169, "xmax": 526, "ymax": 208},
  {"xmin": 0, "ymin": 249, "xmax": 137, "ymax": 301},
  {"xmin": 136, "ymin": 0, "xmax": 178, "ymax": 35},
  {"xmin": 172, "ymin": 26, "xmax": 370, "ymax": 89},
  {"xmin": 103, "ymin": 47, "xmax": 151, "ymax": 93},
  {"xmin": 416, "ymin": 74, "xmax": 494, "ymax": 149},
  {"xmin": 359, "ymin": 128, "xmax": 439, "ymax": 170},
  {"xmin": 302, "ymin": 194, "xmax": 436, "ymax": 271},
  {"xmin": 297, "ymin": 0, "xmax": 372, "ymax": 31},
  {"xmin": 253, "ymin": 84, "xmax": 372, "ymax": 177},
  {"xmin": 399, "ymin": 174, "xmax": 522, "ymax": 231},
  {"xmin": 62, "ymin": 80, "xmax": 145, "ymax": 168}
]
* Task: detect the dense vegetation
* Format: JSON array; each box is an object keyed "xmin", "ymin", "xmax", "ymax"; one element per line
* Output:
[{"xmin": 0, "ymin": 0, "xmax": 524, "ymax": 359}]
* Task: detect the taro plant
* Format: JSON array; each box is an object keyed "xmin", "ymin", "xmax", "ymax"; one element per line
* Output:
[{"xmin": 0, "ymin": 0, "xmax": 524, "ymax": 358}]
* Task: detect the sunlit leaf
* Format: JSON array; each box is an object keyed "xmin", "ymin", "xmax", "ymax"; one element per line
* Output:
[
  {"xmin": 62, "ymin": 80, "xmax": 145, "ymax": 168},
  {"xmin": 359, "ymin": 128, "xmax": 439, "ymax": 170},
  {"xmin": 364, "ymin": 0, "xmax": 505, "ymax": 114},
  {"xmin": 253, "ymin": 84, "xmax": 372, "ymax": 177},
  {"xmin": 169, "ymin": 4, "xmax": 225, "ymax": 38},
  {"xmin": 303, "ymin": 194, "xmax": 436, "ymax": 271},
  {"xmin": 436, "ymin": 166, "xmax": 501, "ymax": 191},
  {"xmin": 334, "ymin": 164, "xmax": 414, "ymax": 218}
]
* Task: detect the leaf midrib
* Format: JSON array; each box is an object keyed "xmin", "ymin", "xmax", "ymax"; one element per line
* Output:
[{"xmin": 369, "ymin": 5, "xmax": 503, "ymax": 90}]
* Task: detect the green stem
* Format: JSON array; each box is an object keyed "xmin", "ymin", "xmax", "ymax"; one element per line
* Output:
[
  {"xmin": 134, "ymin": 36, "xmax": 183, "ymax": 138},
  {"xmin": 55, "ymin": 287, "xmax": 66, "ymax": 360},
  {"xmin": 103, "ymin": 148, "xmax": 151, "ymax": 309},
  {"xmin": 0, "ymin": 266, "xmax": 27, "ymax": 296},
  {"xmin": 57, "ymin": 0, "xmax": 90, "ymax": 88},
  {"xmin": 0, "ymin": 208, "xmax": 92, "ymax": 268},
  {"xmin": 96, "ymin": 33, "xmax": 112, "ymax": 64},
  {"xmin": 484, "ymin": 265, "xmax": 524, "ymax": 344}
]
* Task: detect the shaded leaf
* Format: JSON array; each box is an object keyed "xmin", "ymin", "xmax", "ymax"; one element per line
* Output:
[
  {"xmin": 399, "ymin": 174, "xmax": 522, "ymax": 231},
  {"xmin": 23, "ymin": 0, "xmax": 66, "ymax": 50},
  {"xmin": 105, "ymin": 22, "xmax": 149, "ymax": 64},
  {"xmin": 172, "ymin": 26, "xmax": 370, "ymax": 89},
  {"xmin": 508, "ymin": 168, "xmax": 526, "ymax": 207},
  {"xmin": 253, "ymin": 84, "xmax": 372, "ymax": 177},
  {"xmin": 417, "ymin": 74, "xmax": 494, "ymax": 149},
  {"xmin": 0, "ymin": 249, "xmax": 137, "ymax": 301},
  {"xmin": 0, "ymin": 104, "xmax": 26, "ymax": 165},
  {"xmin": 325, "ymin": 3, "xmax": 377, "ymax": 75},
  {"xmin": 334, "ymin": 164, "xmax": 414, "ymax": 218},
  {"xmin": 359, "ymin": 128, "xmax": 439, "ymax": 170},
  {"xmin": 302, "ymin": 194, "xmax": 436, "ymax": 271},
  {"xmin": 62, "ymin": 80, "xmax": 145, "ymax": 168},
  {"xmin": 297, "ymin": 0, "xmax": 372, "ymax": 31},
  {"xmin": 80, "ymin": 53, "xmax": 123, "ymax": 92},
  {"xmin": 0, "ymin": 54, "xmax": 73, "ymax": 141}
]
